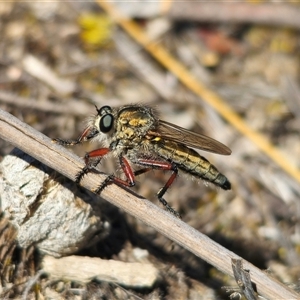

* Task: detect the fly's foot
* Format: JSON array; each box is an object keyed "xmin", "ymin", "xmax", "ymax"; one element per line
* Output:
[
  {"xmin": 75, "ymin": 157, "xmax": 102, "ymax": 183},
  {"xmin": 158, "ymin": 196, "xmax": 181, "ymax": 219},
  {"xmin": 75, "ymin": 165, "xmax": 90, "ymax": 183},
  {"xmin": 93, "ymin": 174, "xmax": 114, "ymax": 194},
  {"xmin": 52, "ymin": 138, "xmax": 79, "ymax": 146},
  {"xmin": 157, "ymin": 189, "xmax": 181, "ymax": 218}
]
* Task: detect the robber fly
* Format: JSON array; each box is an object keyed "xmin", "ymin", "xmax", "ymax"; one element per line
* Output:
[{"xmin": 53, "ymin": 104, "xmax": 231, "ymax": 218}]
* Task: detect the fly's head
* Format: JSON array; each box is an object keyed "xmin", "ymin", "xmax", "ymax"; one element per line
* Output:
[
  {"xmin": 89, "ymin": 104, "xmax": 158, "ymax": 149},
  {"xmin": 87, "ymin": 105, "xmax": 116, "ymax": 147}
]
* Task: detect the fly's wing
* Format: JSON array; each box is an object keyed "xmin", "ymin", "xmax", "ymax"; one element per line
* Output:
[{"xmin": 152, "ymin": 120, "xmax": 231, "ymax": 155}]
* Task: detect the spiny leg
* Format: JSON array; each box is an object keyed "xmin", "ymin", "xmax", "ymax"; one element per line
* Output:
[
  {"xmin": 75, "ymin": 156, "xmax": 102, "ymax": 183},
  {"xmin": 93, "ymin": 166, "xmax": 152, "ymax": 193},
  {"xmin": 94, "ymin": 155, "xmax": 136, "ymax": 193},
  {"xmin": 136, "ymin": 159, "xmax": 180, "ymax": 218},
  {"xmin": 76, "ymin": 148, "xmax": 110, "ymax": 183},
  {"xmin": 157, "ymin": 169, "xmax": 180, "ymax": 218},
  {"xmin": 94, "ymin": 167, "xmax": 152, "ymax": 192},
  {"xmin": 53, "ymin": 126, "xmax": 98, "ymax": 146},
  {"xmin": 53, "ymin": 126, "xmax": 106, "ymax": 183}
]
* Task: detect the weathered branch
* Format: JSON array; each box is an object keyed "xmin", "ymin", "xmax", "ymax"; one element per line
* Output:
[
  {"xmin": 0, "ymin": 108, "xmax": 298, "ymax": 299},
  {"xmin": 42, "ymin": 255, "xmax": 158, "ymax": 287}
]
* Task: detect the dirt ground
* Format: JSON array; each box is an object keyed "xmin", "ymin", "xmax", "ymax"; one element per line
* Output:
[{"xmin": 0, "ymin": 2, "xmax": 300, "ymax": 299}]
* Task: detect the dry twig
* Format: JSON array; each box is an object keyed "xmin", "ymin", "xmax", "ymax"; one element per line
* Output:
[
  {"xmin": 42, "ymin": 255, "xmax": 158, "ymax": 287},
  {"xmin": 232, "ymin": 259, "xmax": 257, "ymax": 300}
]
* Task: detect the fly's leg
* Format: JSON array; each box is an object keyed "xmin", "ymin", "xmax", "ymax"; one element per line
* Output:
[
  {"xmin": 136, "ymin": 159, "xmax": 180, "ymax": 218},
  {"xmin": 53, "ymin": 126, "xmax": 98, "ymax": 146},
  {"xmin": 157, "ymin": 170, "xmax": 180, "ymax": 218},
  {"xmin": 94, "ymin": 167, "xmax": 150, "ymax": 192},
  {"xmin": 97, "ymin": 168, "xmax": 150, "ymax": 194},
  {"xmin": 94, "ymin": 155, "xmax": 135, "ymax": 193},
  {"xmin": 75, "ymin": 148, "xmax": 110, "ymax": 183},
  {"xmin": 75, "ymin": 157, "xmax": 101, "ymax": 183},
  {"xmin": 53, "ymin": 126, "xmax": 105, "ymax": 182}
]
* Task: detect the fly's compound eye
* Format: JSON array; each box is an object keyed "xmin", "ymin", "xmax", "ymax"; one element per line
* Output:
[
  {"xmin": 98, "ymin": 105, "xmax": 112, "ymax": 116},
  {"xmin": 99, "ymin": 113, "xmax": 114, "ymax": 133}
]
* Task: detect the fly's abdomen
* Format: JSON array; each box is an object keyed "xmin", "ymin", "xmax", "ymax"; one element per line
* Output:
[{"xmin": 156, "ymin": 141, "xmax": 231, "ymax": 190}]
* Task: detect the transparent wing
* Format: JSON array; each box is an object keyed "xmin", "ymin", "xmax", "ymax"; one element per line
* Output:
[{"xmin": 152, "ymin": 120, "xmax": 231, "ymax": 155}]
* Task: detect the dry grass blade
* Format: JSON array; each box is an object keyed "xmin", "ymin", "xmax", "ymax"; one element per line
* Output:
[
  {"xmin": 168, "ymin": 2, "xmax": 300, "ymax": 29},
  {"xmin": 232, "ymin": 259, "xmax": 257, "ymax": 300},
  {"xmin": 0, "ymin": 109, "xmax": 298, "ymax": 299},
  {"xmin": 97, "ymin": 0, "xmax": 300, "ymax": 186}
]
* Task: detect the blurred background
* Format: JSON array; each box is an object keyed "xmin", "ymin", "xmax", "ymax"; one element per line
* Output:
[{"xmin": 0, "ymin": 1, "xmax": 300, "ymax": 299}]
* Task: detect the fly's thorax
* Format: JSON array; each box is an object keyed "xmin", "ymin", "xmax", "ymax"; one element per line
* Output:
[{"xmin": 115, "ymin": 105, "xmax": 158, "ymax": 140}]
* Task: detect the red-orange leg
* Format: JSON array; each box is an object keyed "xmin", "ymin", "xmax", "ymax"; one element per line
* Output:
[
  {"xmin": 75, "ymin": 148, "xmax": 110, "ymax": 183},
  {"xmin": 83, "ymin": 148, "xmax": 110, "ymax": 164},
  {"xmin": 78, "ymin": 151, "xmax": 181, "ymax": 218},
  {"xmin": 94, "ymin": 155, "xmax": 136, "ymax": 193},
  {"xmin": 136, "ymin": 159, "xmax": 180, "ymax": 218}
]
